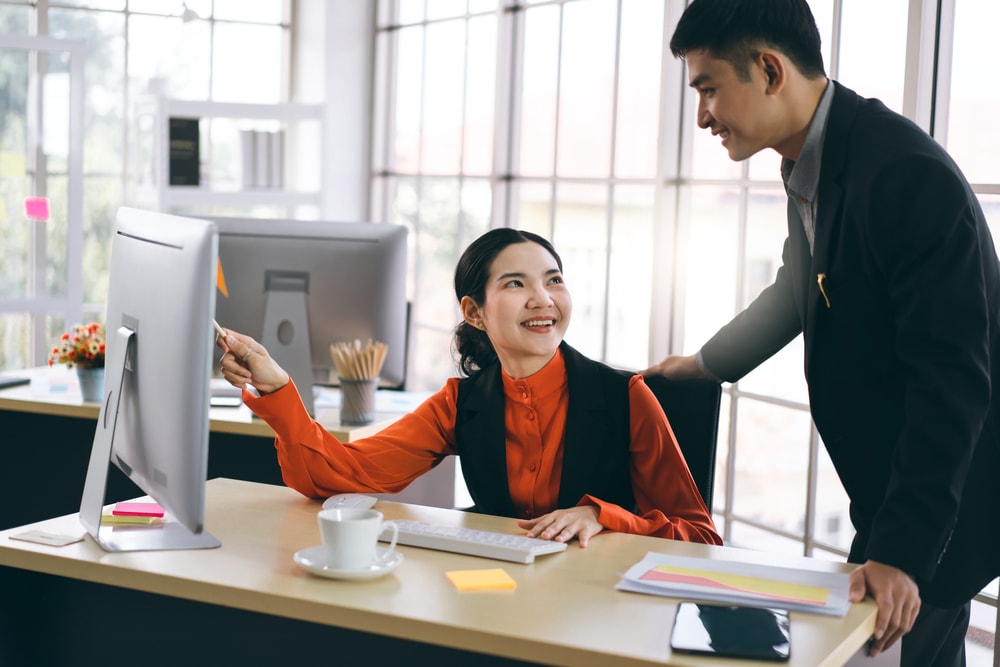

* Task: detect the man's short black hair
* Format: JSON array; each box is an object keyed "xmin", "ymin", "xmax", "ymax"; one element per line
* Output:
[{"xmin": 670, "ymin": 0, "xmax": 826, "ymax": 81}]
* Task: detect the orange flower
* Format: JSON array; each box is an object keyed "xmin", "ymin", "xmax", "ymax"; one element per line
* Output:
[{"xmin": 48, "ymin": 322, "xmax": 106, "ymax": 369}]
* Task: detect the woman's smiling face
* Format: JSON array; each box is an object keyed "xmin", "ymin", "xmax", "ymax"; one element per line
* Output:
[{"xmin": 462, "ymin": 241, "xmax": 572, "ymax": 379}]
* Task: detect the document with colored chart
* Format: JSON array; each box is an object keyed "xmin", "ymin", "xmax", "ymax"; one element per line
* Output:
[{"xmin": 616, "ymin": 551, "xmax": 851, "ymax": 616}]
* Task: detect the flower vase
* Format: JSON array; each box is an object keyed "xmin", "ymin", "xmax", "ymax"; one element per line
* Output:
[{"xmin": 77, "ymin": 366, "xmax": 105, "ymax": 403}]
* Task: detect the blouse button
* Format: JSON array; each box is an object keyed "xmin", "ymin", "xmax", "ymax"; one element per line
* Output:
[
  {"xmin": 529, "ymin": 463, "xmax": 537, "ymax": 472},
  {"xmin": 527, "ymin": 412, "xmax": 535, "ymax": 421}
]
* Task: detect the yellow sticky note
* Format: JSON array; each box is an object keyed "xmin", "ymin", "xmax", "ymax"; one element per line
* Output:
[{"xmin": 445, "ymin": 568, "xmax": 517, "ymax": 591}]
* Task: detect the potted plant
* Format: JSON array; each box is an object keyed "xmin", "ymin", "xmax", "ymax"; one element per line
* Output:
[{"xmin": 49, "ymin": 322, "xmax": 106, "ymax": 402}]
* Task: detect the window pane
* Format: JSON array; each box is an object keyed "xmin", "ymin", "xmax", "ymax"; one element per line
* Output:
[
  {"xmin": 463, "ymin": 14, "xmax": 497, "ymax": 175},
  {"xmin": 556, "ymin": 0, "xmax": 616, "ymax": 178},
  {"xmin": 460, "ymin": 178, "xmax": 493, "ymax": 242},
  {"xmin": 44, "ymin": 175, "xmax": 69, "ymax": 299},
  {"xmin": 729, "ymin": 521, "xmax": 807, "ymax": 558},
  {"xmin": 614, "ymin": 0, "xmax": 663, "ymax": 179},
  {"xmin": 0, "ymin": 48, "xmax": 29, "ymax": 300},
  {"xmin": 836, "ymin": 1, "xmax": 907, "ymax": 111},
  {"xmin": 681, "ymin": 186, "xmax": 740, "ymax": 354},
  {"xmin": 409, "ymin": 178, "xmax": 467, "ymax": 390},
  {"xmin": 0, "ymin": 314, "xmax": 31, "ymax": 369},
  {"xmin": 968, "ymin": 597, "xmax": 997, "ymax": 664},
  {"xmin": 213, "ymin": 0, "xmax": 284, "ymax": 23},
  {"xmin": 128, "ymin": 15, "xmax": 210, "ymax": 99},
  {"xmin": 714, "ymin": 392, "xmax": 732, "ymax": 512},
  {"xmin": 945, "ymin": 2, "xmax": 1000, "ymax": 183},
  {"xmin": 814, "ymin": 436, "xmax": 853, "ymax": 553},
  {"xmin": 736, "ymin": 187, "xmax": 809, "ymax": 403},
  {"xmin": 514, "ymin": 181, "xmax": 553, "ymax": 239},
  {"xmin": 981, "ymin": 195, "xmax": 1000, "ymax": 253},
  {"xmin": 468, "ymin": 0, "xmax": 498, "ymax": 13},
  {"xmin": 746, "ymin": 146, "xmax": 782, "ymax": 182},
  {"xmin": 422, "ymin": 19, "xmax": 466, "ymax": 173},
  {"xmin": 606, "ymin": 185, "xmax": 654, "ymax": 369},
  {"xmin": 426, "ymin": 0, "xmax": 468, "ymax": 21},
  {"xmin": 56, "ymin": 0, "xmax": 124, "ymax": 9},
  {"xmin": 52, "ymin": 9, "xmax": 126, "ymax": 173},
  {"xmin": 732, "ymin": 399, "xmax": 812, "ymax": 538},
  {"xmin": 129, "ymin": 0, "xmax": 211, "ymax": 16},
  {"xmin": 397, "ymin": 0, "xmax": 425, "ymax": 25},
  {"xmin": 0, "ymin": 6, "xmax": 31, "ymax": 32},
  {"xmin": 518, "ymin": 4, "xmax": 559, "ymax": 176},
  {"xmin": 393, "ymin": 26, "xmax": 424, "ymax": 173},
  {"xmin": 81, "ymin": 177, "xmax": 121, "ymax": 308},
  {"xmin": 805, "ymin": 0, "xmax": 835, "ymax": 76},
  {"xmin": 213, "ymin": 22, "xmax": 283, "ymax": 103},
  {"xmin": 689, "ymin": 110, "xmax": 742, "ymax": 180},
  {"xmin": 553, "ymin": 182, "xmax": 608, "ymax": 360}
]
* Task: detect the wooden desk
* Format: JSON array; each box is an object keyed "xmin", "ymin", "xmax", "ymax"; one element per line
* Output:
[
  {"xmin": 0, "ymin": 479, "xmax": 880, "ymax": 667},
  {"xmin": 0, "ymin": 365, "xmax": 404, "ymax": 441},
  {"xmin": 0, "ymin": 366, "xmax": 455, "ymax": 530}
]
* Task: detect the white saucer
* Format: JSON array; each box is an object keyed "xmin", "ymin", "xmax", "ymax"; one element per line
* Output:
[{"xmin": 293, "ymin": 545, "xmax": 403, "ymax": 580}]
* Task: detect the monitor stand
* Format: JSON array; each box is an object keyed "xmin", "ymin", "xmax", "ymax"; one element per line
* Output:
[
  {"xmin": 79, "ymin": 325, "xmax": 221, "ymax": 552},
  {"xmin": 261, "ymin": 270, "xmax": 315, "ymax": 416}
]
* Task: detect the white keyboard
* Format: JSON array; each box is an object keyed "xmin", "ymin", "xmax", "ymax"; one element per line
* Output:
[{"xmin": 379, "ymin": 520, "xmax": 568, "ymax": 564}]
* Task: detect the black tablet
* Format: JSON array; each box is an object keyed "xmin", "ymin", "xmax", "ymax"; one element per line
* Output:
[{"xmin": 670, "ymin": 602, "xmax": 790, "ymax": 661}]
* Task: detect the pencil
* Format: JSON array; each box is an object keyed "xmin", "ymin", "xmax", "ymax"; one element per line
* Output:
[{"xmin": 213, "ymin": 320, "xmax": 227, "ymax": 341}]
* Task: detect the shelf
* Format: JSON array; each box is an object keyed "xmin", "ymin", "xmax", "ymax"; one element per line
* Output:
[
  {"xmin": 159, "ymin": 188, "xmax": 321, "ymax": 208},
  {"xmin": 134, "ymin": 96, "xmax": 324, "ymax": 215},
  {"xmin": 161, "ymin": 99, "xmax": 322, "ymax": 121}
]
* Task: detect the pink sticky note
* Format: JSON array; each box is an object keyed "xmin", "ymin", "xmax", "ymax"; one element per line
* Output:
[
  {"xmin": 112, "ymin": 502, "xmax": 165, "ymax": 517},
  {"xmin": 24, "ymin": 197, "xmax": 50, "ymax": 221}
]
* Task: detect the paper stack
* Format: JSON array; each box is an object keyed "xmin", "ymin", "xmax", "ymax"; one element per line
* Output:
[{"xmin": 616, "ymin": 551, "xmax": 851, "ymax": 616}]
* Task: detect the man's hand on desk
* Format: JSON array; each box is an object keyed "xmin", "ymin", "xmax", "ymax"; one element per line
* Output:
[
  {"xmin": 518, "ymin": 505, "xmax": 603, "ymax": 547},
  {"xmin": 849, "ymin": 560, "xmax": 921, "ymax": 657}
]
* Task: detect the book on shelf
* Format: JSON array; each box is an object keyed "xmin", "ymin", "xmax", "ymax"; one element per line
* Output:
[
  {"xmin": 168, "ymin": 116, "xmax": 200, "ymax": 186},
  {"xmin": 240, "ymin": 129, "xmax": 285, "ymax": 190},
  {"xmin": 616, "ymin": 551, "xmax": 851, "ymax": 616}
]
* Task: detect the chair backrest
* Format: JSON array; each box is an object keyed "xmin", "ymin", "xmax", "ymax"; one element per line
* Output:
[{"xmin": 641, "ymin": 375, "xmax": 722, "ymax": 512}]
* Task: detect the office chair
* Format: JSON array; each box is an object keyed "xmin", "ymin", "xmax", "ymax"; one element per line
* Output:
[{"xmin": 641, "ymin": 375, "xmax": 722, "ymax": 512}]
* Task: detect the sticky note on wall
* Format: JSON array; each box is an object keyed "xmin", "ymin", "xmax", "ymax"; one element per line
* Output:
[{"xmin": 24, "ymin": 197, "xmax": 50, "ymax": 221}]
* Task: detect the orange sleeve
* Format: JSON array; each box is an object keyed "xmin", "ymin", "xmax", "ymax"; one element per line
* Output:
[
  {"xmin": 243, "ymin": 379, "xmax": 460, "ymax": 499},
  {"xmin": 578, "ymin": 375, "xmax": 722, "ymax": 545}
]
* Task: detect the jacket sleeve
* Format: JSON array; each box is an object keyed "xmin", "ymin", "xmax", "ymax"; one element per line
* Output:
[
  {"xmin": 579, "ymin": 376, "xmax": 723, "ymax": 545},
  {"xmin": 243, "ymin": 379, "xmax": 459, "ymax": 499},
  {"xmin": 700, "ymin": 233, "xmax": 804, "ymax": 382},
  {"xmin": 862, "ymin": 156, "xmax": 991, "ymax": 580}
]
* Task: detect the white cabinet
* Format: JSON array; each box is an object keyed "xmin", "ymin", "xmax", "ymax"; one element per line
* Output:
[{"xmin": 134, "ymin": 98, "xmax": 324, "ymax": 216}]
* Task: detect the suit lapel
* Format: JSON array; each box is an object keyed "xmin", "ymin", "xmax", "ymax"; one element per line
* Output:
[
  {"xmin": 557, "ymin": 344, "xmax": 611, "ymax": 508},
  {"xmin": 455, "ymin": 363, "xmax": 515, "ymax": 516},
  {"xmin": 805, "ymin": 83, "xmax": 857, "ymax": 373}
]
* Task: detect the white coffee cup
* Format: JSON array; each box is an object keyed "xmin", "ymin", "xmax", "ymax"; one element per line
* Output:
[{"xmin": 317, "ymin": 507, "xmax": 399, "ymax": 571}]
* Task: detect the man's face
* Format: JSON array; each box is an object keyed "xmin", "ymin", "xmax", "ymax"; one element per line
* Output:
[{"xmin": 685, "ymin": 49, "xmax": 777, "ymax": 162}]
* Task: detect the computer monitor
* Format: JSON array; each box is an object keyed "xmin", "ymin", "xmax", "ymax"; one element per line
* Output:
[
  {"xmin": 211, "ymin": 217, "xmax": 409, "ymax": 416},
  {"xmin": 80, "ymin": 207, "xmax": 220, "ymax": 551}
]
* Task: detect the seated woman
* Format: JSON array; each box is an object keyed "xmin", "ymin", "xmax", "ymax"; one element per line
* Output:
[{"xmin": 218, "ymin": 228, "xmax": 721, "ymax": 547}]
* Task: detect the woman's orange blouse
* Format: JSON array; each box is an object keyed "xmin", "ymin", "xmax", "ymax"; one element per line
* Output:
[{"xmin": 244, "ymin": 349, "xmax": 722, "ymax": 545}]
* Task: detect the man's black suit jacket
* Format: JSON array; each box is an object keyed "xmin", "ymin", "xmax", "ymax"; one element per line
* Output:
[{"xmin": 700, "ymin": 81, "xmax": 1000, "ymax": 607}]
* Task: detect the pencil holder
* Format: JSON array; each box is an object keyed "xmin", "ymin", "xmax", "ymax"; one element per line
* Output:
[{"xmin": 339, "ymin": 377, "xmax": 378, "ymax": 425}]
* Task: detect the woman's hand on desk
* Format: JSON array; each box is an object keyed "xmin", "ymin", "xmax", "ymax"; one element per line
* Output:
[
  {"xmin": 518, "ymin": 506, "xmax": 603, "ymax": 548},
  {"xmin": 217, "ymin": 330, "xmax": 290, "ymax": 395}
]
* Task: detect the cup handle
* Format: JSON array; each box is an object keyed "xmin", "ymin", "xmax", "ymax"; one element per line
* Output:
[{"xmin": 377, "ymin": 521, "xmax": 399, "ymax": 562}]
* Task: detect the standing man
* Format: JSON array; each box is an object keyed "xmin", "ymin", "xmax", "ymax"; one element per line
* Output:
[{"xmin": 645, "ymin": 1, "xmax": 1000, "ymax": 664}]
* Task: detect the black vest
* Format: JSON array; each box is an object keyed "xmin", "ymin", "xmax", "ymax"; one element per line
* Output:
[{"xmin": 454, "ymin": 343, "xmax": 635, "ymax": 517}]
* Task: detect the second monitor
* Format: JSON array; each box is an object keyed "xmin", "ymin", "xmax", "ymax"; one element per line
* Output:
[{"xmin": 213, "ymin": 217, "xmax": 408, "ymax": 416}]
